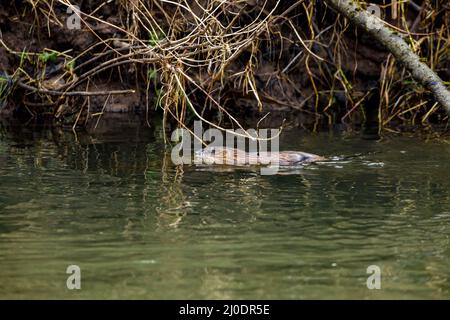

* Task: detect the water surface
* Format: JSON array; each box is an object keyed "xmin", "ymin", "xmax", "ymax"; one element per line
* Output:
[{"xmin": 0, "ymin": 123, "xmax": 449, "ymax": 299}]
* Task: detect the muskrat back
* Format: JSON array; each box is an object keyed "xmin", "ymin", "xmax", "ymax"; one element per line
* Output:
[{"xmin": 195, "ymin": 146, "xmax": 325, "ymax": 166}]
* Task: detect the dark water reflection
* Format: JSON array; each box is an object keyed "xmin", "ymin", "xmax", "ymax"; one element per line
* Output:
[{"xmin": 0, "ymin": 120, "xmax": 449, "ymax": 299}]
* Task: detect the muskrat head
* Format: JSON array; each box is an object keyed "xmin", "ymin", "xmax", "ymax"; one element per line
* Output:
[{"xmin": 195, "ymin": 146, "xmax": 235, "ymax": 164}]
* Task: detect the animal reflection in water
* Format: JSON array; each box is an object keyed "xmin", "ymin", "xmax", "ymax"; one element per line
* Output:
[{"xmin": 194, "ymin": 146, "xmax": 326, "ymax": 168}]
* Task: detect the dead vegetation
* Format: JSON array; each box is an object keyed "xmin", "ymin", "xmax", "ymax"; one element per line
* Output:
[{"xmin": 0, "ymin": 0, "xmax": 449, "ymax": 134}]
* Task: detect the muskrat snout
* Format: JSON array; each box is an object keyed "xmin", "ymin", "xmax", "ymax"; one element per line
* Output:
[{"xmin": 195, "ymin": 146, "xmax": 220, "ymax": 157}]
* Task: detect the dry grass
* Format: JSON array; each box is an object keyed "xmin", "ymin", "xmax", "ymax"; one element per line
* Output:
[{"xmin": 1, "ymin": 0, "xmax": 449, "ymax": 135}]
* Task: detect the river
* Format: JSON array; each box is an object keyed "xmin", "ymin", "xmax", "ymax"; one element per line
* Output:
[{"xmin": 0, "ymin": 121, "xmax": 449, "ymax": 299}]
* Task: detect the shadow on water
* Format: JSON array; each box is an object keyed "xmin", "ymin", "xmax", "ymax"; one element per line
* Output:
[{"xmin": 0, "ymin": 115, "xmax": 449, "ymax": 299}]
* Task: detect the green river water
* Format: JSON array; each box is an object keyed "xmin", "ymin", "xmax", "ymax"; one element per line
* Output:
[{"xmin": 0, "ymin": 122, "xmax": 449, "ymax": 299}]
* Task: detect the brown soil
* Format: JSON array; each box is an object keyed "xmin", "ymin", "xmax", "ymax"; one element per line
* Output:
[{"xmin": 0, "ymin": 1, "xmax": 448, "ymax": 133}]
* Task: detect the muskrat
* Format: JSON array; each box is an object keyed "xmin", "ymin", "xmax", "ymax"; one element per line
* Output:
[{"xmin": 195, "ymin": 146, "xmax": 326, "ymax": 166}]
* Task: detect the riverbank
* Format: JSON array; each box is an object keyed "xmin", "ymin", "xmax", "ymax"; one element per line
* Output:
[{"xmin": 0, "ymin": 1, "xmax": 449, "ymax": 134}]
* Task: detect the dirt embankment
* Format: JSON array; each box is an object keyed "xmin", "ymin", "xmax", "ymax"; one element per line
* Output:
[
  {"xmin": 0, "ymin": 1, "xmax": 143, "ymax": 119},
  {"xmin": 0, "ymin": 1, "xmax": 449, "ymax": 132}
]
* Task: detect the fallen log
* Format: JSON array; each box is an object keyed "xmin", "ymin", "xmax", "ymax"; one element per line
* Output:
[{"xmin": 325, "ymin": 0, "xmax": 450, "ymax": 114}]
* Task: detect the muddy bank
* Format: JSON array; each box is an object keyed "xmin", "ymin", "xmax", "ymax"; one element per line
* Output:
[{"xmin": 0, "ymin": 1, "xmax": 449, "ymax": 133}]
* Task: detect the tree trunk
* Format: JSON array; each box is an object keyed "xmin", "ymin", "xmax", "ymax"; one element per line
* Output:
[{"xmin": 325, "ymin": 0, "xmax": 450, "ymax": 114}]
